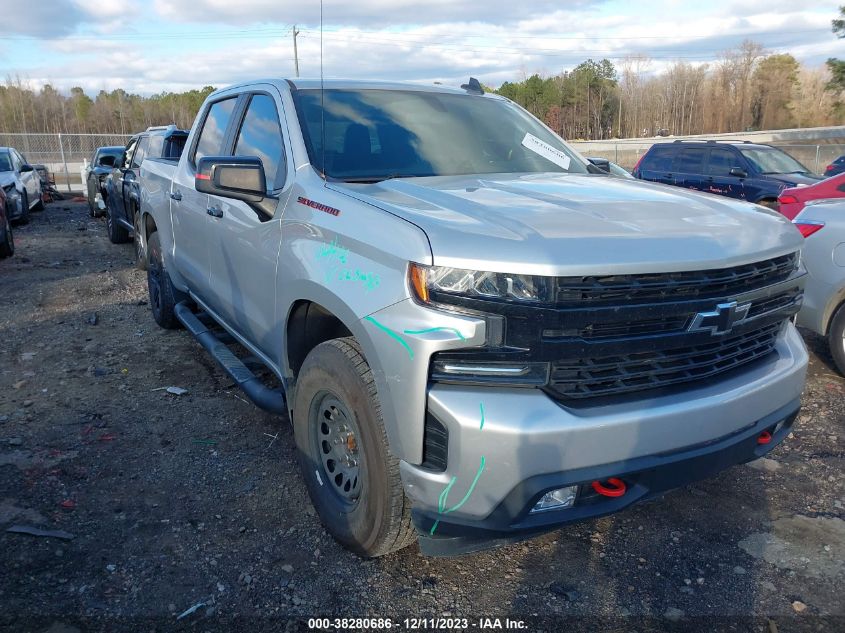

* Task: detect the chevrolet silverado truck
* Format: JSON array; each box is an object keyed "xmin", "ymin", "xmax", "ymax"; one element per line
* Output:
[
  {"xmin": 106, "ymin": 125, "xmax": 188, "ymax": 269},
  {"xmin": 140, "ymin": 78, "xmax": 808, "ymax": 557}
]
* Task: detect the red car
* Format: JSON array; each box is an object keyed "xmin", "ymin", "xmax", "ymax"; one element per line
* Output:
[{"xmin": 778, "ymin": 172, "xmax": 845, "ymax": 220}]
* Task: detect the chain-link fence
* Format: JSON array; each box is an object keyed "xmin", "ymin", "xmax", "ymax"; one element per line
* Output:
[
  {"xmin": 570, "ymin": 139, "xmax": 845, "ymax": 174},
  {"xmin": 0, "ymin": 132, "xmax": 131, "ymax": 192}
]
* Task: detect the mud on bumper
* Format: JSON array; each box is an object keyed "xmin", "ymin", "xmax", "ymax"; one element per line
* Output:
[{"xmin": 413, "ymin": 398, "xmax": 800, "ymax": 556}]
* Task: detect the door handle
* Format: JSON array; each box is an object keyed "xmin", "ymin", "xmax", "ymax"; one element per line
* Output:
[
  {"xmin": 170, "ymin": 191, "xmax": 182, "ymax": 201},
  {"xmin": 207, "ymin": 205, "xmax": 223, "ymax": 218}
]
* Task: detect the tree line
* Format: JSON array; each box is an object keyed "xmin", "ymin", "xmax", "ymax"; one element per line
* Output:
[
  {"xmin": 0, "ymin": 81, "xmax": 215, "ymax": 135},
  {"xmin": 496, "ymin": 41, "xmax": 843, "ymax": 140}
]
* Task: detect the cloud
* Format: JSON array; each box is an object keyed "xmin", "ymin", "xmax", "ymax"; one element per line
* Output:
[
  {"xmin": 152, "ymin": 0, "xmax": 602, "ymax": 27},
  {"xmin": 3, "ymin": 0, "xmax": 87, "ymax": 37}
]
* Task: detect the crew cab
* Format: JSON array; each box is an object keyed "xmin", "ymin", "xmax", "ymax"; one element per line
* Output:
[
  {"xmin": 140, "ymin": 79, "xmax": 808, "ymax": 557},
  {"xmin": 105, "ymin": 125, "xmax": 188, "ymax": 269}
]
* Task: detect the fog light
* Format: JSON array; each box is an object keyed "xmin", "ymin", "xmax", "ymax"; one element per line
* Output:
[{"xmin": 530, "ymin": 486, "xmax": 578, "ymax": 513}]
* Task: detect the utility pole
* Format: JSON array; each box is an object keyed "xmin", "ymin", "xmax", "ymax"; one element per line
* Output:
[{"xmin": 292, "ymin": 25, "xmax": 300, "ymax": 78}]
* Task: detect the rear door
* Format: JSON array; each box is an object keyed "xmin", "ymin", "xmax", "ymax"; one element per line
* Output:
[
  {"xmin": 704, "ymin": 147, "xmax": 746, "ymax": 200},
  {"xmin": 171, "ymin": 95, "xmax": 240, "ymax": 300},
  {"xmin": 206, "ymin": 89, "xmax": 291, "ymax": 358},
  {"xmin": 122, "ymin": 135, "xmax": 149, "ymax": 223},
  {"xmin": 113, "ymin": 137, "xmax": 137, "ymax": 220},
  {"xmin": 672, "ymin": 147, "xmax": 708, "ymax": 192}
]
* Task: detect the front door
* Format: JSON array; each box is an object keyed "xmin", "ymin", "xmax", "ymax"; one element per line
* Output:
[
  {"xmin": 704, "ymin": 147, "xmax": 746, "ymax": 200},
  {"xmin": 206, "ymin": 90, "xmax": 291, "ymax": 359}
]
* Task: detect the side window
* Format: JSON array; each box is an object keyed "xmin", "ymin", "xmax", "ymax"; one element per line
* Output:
[
  {"xmin": 674, "ymin": 147, "xmax": 707, "ymax": 173},
  {"xmin": 234, "ymin": 94, "xmax": 285, "ymax": 188},
  {"xmin": 707, "ymin": 148, "xmax": 741, "ymax": 176},
  {"xmin": 147, "ymin": 135, "xmax": 164, "ymax": 159},
  {"xmin": 132, "ymin": 136, "xmax": 150, "ymax": 169},
  {"xmin": 642, "ymin": 147, "xmax": 674, "ymax": 171},
  {"xmin": 193, "ymin": 97, "xmax": 238, "ymax": 164},
  {"xmin": 122, "ymin": 138, "xmax": 137, "ymax": 170}
]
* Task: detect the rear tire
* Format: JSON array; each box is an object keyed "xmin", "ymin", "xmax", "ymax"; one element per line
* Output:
[
  {"xmin": 292, "ymin": 337, "xmax": 416, "ymax": 558},
  {"xmin": 133, "ymin": 207, "xmax": 147, "ymax": 271},
  {"xmin": 828, "ymin": 303, "xmax": 845, "ymax": 376},
  {"xmin": 31, "ymin": 196, "xmax": 44, "ymax": 211},
  {"xmin": 0, "ymin": 214, "xmax": 14, "ymax": 258},
  {"xmin": 146, "ymin": 231, "xmax": 184, "ymax": 329},
  {"xmin": 107, "ymin": 204, "xmax": 130, "ymax": 244}
]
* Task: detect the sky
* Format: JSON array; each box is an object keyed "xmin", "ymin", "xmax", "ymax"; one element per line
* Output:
[{"xmin": 0, "ymin": 0, "xmax": 841, "ymax": 95}]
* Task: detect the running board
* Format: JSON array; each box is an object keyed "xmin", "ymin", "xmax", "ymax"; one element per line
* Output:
[{"xmin": 174, "ymin": 302, "xmax": 287, "ymax": 414}]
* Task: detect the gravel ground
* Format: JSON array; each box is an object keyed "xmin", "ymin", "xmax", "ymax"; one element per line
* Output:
[{"xmin": 0, "ymin": 201, "xmax": 843, "ymax": 633}]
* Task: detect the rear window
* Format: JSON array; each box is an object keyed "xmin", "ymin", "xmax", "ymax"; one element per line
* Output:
[{"xmin": 639, "ymin": 146, "xmax": 674, "ymax": 172}]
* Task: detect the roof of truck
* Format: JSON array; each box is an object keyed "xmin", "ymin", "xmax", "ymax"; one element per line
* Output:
[{"xmin": 211, "ymin": 78, "xmax": 502, "ymax": 98}]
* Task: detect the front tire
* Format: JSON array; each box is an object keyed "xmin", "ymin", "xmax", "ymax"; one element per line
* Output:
[
  {"xmin": 107, "ymin": 204, "xmax": 130, "ymax": 244},
  {"xmin": 293, "ymin": 337, "xmax": 415, "ymax": 558},
  {"xmin": 146, "ymin": 231, "xmax": 184, "ymax": 329},
  {"xmin": 14, "ymin": 190, "xmax": 29, "ymax": 225},
  {"xmin": 828, "ymin": 303, "xmax": 845, "ymax": 376}
]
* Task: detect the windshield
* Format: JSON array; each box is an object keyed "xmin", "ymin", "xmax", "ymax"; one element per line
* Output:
[
  {"xmin": 292, "ymin": 89, "xmax": 587, "ymax": 181},
  {"xmin": 0, "ymin": 152, "xmax": 11, "ymax": 172},
  {"xmin": 739, "ymin": 147, "xmax": 810, "ymax": 174}
]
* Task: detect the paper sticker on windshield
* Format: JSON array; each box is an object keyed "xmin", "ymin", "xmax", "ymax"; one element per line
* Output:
[{"xmin": 522, "ymin": 133, "xmax": 571, "ymax": 170}]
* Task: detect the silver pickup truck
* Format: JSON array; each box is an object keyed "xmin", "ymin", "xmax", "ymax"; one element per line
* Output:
[{"xmin": 140, "ymin": 78, "xmax": 808, "ymax": 557}]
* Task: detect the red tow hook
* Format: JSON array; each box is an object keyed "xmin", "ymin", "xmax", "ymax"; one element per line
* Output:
[
  {"xmin": 757, "ymin": 430, "xmax": 773, "ymax": 445},
  {"xmin": 591, "ymin": 477, "xmax": 627, "ymax": 498}
]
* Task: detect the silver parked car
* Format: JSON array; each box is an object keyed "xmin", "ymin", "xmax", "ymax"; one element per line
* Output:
[
  {"xmin": 0, "ymin": 147, "xmax": 43, "ymax": 224},
  {"xmin": 794, "ymin": 200, "xmax": 845, "ymax": 374}
]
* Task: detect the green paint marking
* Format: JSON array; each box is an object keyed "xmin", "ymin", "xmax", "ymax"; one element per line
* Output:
[
  {"xmin": 363, "ymin": 316, "xmax": 414, "ymax": 360},
  {"xmin": 479, "ymin": 402, "xmax": 485, "ymax": 430},
  {"xmin": 402, "ymin": 326, "xmax": 466, "ymax": 341},
  {"xmin": 430, "ymin": 456, "xmax": 486, "ymax": 536},
  {"xmin": 443, "ymin": 456, "xmax": 486, "ymax": 515}
]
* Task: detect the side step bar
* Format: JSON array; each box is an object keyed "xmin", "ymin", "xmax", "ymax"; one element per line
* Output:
[{"xmin": 174, "ymin": 302, "xmax": 287, "ymax": 414}]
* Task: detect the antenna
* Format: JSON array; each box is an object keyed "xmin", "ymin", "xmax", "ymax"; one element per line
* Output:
[{"xmin": 320, "ymin": 0, "xmax": 326, "ymax": 184}]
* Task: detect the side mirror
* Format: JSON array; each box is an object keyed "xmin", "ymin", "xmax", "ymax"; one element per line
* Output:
[
  {"xmin": 195, "ymin": 156, "xmax": 266, "ymax": 203},
  {"xmin": 729, "ymin": 167, "xmax": 747, "ymax": 178},
  {"xmin": 20, "ymin": 163, "xmax": 34, "ymax": 173},
  {"xmin": 98, "ymin": 155, "xmax": 116, "ymax": 168}
]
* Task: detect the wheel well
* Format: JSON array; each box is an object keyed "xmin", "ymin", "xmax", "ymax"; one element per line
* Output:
[
  {"xmin": 287, "ymin": 301, "xmax": 353, "ymax": 377},
  {"xmin": 144, "ymin": 213, "xmax": 157, "ymax": 240}
]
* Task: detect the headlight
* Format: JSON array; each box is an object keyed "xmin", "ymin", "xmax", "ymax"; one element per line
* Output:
[{"xmin": 409, "ymin": 263, "xmax": 548, "ymax": 304}]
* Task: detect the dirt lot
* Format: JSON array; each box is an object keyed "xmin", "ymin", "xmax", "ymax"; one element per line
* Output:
[{"xmin": 0, "ymin": 201, "xmax": 843, "ymax": 633}]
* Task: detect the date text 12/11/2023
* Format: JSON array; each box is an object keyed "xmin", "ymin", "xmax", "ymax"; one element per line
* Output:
[{"xmin": 307, "ymin": 617, "xmax": 528, "ymax": 630}]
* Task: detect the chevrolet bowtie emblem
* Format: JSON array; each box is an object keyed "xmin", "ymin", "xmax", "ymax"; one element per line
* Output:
[{"xmin": 688, "ymin": 301, "xmax": 751, "ymax": 335}]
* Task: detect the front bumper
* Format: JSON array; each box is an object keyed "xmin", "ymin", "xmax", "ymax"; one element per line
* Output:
[{"xmin": 400, "ymin": 323, "xmax": 807, "ymax": 556}]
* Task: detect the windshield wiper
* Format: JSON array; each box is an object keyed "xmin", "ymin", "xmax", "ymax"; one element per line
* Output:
[{"xmin": 340, "ymin": 173, "xmax": 431, "ymax": 184}]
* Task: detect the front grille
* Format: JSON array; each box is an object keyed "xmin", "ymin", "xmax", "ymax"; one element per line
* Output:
[
  {"xmin": 555, "ymin": 252, "xmax": 798, "ymax": 305},
  {"xmin": 548, "ymin": 322, "xmax": 782, "ymax": 400}
]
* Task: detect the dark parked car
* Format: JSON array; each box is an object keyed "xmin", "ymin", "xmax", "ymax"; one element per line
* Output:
[
  {"xmin": 105, "ymin": 125, "xmax": 188, "ymax": 269},
  {"xmin": 85, "ymin": 146, "xmax": 124, "ymax": 217},
  {"xmin": 824, "ymin": 155, "xmax": 845, "ymax": 177},
  {"xmin": 632, "ymin": 140, "xmax": 822, "ymax": 208},
  {"xmin": 0, "ymin": 186, "xmax": 14, "ymax": 258}
]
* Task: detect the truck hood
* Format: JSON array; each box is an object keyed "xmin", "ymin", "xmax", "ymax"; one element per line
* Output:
[{"xmin": 331, "ymin": 173, "xmax": 803, "ymax": 276}]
